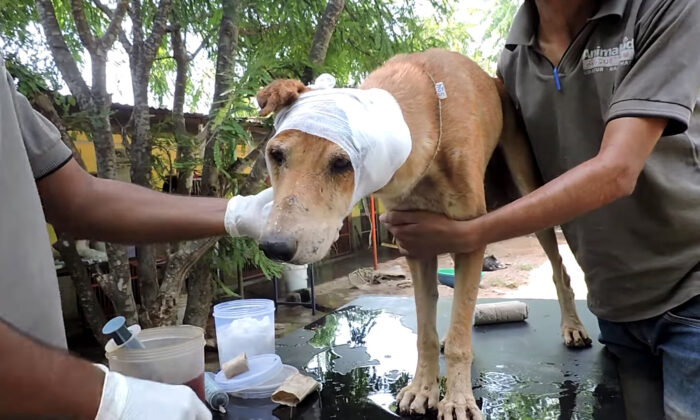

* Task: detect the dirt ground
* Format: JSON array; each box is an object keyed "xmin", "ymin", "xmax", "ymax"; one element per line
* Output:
[{"xmin": 310, "ymin": 230, "xmax": 587, "ymax": 312}]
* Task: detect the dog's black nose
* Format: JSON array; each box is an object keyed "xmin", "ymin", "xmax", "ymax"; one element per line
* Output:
[{"xmin": 259, "ymin": 235, "xmax": 298, "ymax": 262}]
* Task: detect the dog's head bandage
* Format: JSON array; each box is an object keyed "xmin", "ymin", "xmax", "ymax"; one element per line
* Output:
[{"xmin": 273, "ymin": 87, "xmax": 412, "ymax": 209}]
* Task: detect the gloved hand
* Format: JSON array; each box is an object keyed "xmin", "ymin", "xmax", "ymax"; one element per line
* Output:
[
  {"xmin": 94, "ymin": 364, "xmax": 211, "ymax": 420},
  {"xmin": 224, "ymin": 188, "xmax": 273, "ymax": 240}
]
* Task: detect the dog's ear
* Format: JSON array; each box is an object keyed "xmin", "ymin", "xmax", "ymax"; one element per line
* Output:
[{"xmin": 257, "ymin": 79, "xmax": 309, "ymax": 116}]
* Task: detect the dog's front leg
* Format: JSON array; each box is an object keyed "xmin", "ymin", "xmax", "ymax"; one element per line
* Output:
[
  {"xmin": 440, "ymin": 250, "xmax": 484, "ymax": 420},
  {"xmin": 397, "ymin": 256, "xmax": 440, "ymax": 415}
]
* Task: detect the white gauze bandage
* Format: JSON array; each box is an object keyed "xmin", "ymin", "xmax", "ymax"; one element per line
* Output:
[{"xmin": 273, "ymin": 87, "xmax": 412, "ymax": 209}]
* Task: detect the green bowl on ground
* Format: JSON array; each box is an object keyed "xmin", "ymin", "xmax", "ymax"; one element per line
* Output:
[{"xmin": 437, "ymin": 268, "xmax": 483, "ymax": 288}]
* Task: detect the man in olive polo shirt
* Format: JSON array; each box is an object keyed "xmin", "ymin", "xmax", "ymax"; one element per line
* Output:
[{"xmin": 381, "ymin": 0, "xmax": 700, "ymax": 418}]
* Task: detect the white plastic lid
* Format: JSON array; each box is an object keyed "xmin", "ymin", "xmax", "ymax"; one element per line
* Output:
[
  {"xmin": 213, "ymin": 299, "xmax": 275, "ymax": 319},
  {"xmin": 214, "ymin": 354, "xmax": 282, "ymax": 393},
  {"xmin": 230, "ymin": 364, "xmax": 298, "ymax": 399}
]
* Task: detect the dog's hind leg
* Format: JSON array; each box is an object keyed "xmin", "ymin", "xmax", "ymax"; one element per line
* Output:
[
  {"xmin": 397, "ymin": 256, "xmax": 441, "ymax": 415},
  {"xmin": 534, "ymin": 230, "xmax": 592, "ymax": 347},
  {"xmin": 440, "ymin": 250, "xmax": 484, "ymax": 420},
  {"xmin": 494, "ymin": 78, "xmax": 591, "ymax": 348}
]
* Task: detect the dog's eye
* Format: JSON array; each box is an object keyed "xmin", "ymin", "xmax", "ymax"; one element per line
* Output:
[
  {"xmin": 330, "ymin": 157, "xmax": 352, "ymax": 173},
  {"xmin": 269, "ymin": 149, "xmax": 285, "ymax": 166}
]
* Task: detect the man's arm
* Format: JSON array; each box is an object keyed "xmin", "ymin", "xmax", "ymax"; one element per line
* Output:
[
  {"xmin": 38, "ymin": 159, "xmax": 229, "ymax": 243},
  {"xmin": 381, "ymin": 117, "xmax": 667, "ymax": 257},
  {"xmin": 0, "ymin": 319, "xmax": 104, "ymax": 419}
]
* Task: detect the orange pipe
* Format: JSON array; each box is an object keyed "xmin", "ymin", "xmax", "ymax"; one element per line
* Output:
[{"xmin": 370, "ymin": 196, "xmax": 378, "ymax": 270}]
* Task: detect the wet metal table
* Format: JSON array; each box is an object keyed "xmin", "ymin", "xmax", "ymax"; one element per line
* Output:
[{"xmin": 217, "ymin": 296, "xmax": 624, "ymax": 419}]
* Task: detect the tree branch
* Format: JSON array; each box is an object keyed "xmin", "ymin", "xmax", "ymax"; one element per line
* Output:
[
  {"xmin": 91, "ymin": 0, "xmax": 112, "ymax": 15},
  {"xmin": 144, "ymin": 0, "xmax": 172, "ymax": 62},
  {"xmin": 100, "ymin": 0, "xmax": 130, "ymax": 51},
  {"xmin": 129, "ymin": 0, "xmax": 145, "ymax": 51},
  {"xmin": 226, "ymin": 142, "xmax": 262, "ymax": 175},
  {"xmin": 35, "ymin": 0, "xmax": 93, "ymax": 110},
  {"xmin": 91, "ymin": 0, "xmax": 132, "ymax": 53},
  {"xmin": 70, "ymin": 0, "xmax": 98, "ymax": 53},
  {"xmin": 303, "ymin": 0, "xmax": 346, "ymax": 84}
]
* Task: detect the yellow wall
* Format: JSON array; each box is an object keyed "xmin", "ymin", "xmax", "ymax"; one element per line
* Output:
[{"xmin": 72, "ymin": 132, "xmax": 252, "ymax": 182}]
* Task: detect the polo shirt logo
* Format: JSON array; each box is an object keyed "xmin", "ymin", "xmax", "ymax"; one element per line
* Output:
[{"xmin": 582, "ymin": 37, "xmax": 634, "ymax": 74}]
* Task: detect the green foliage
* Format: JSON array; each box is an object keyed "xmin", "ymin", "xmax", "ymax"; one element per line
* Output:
[
  {"xmin": 210, "ymin": 236, "xmax": 284, "ymax": 297},
  {"xmin": 0, "ymin": 0, "xmax": 65, "ymax": 88},
  {"xmin": 237, "ymin": 0, "xmax": 454, "ymax": 87},
  {"xmin": 472, "ymin": 0, "xmax": 521, "ymax": 74}
]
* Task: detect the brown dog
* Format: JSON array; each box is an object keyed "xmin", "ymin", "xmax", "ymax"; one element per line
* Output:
[{"xmin": 256, "ymin": 48, "xmax": 591, "ymax": 419}]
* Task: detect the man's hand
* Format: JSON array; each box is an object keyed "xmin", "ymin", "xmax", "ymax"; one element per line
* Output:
[
  {"xmin": 224, "ymin": 188, "xmax": 273, "ymax": 240},
  {"xmin": 380, "ymin": 211, "xmax": 477, "ymax": 258},
  {"xmin": 95, "ymin": 365, "xmax": 212, "ymax": 420}
]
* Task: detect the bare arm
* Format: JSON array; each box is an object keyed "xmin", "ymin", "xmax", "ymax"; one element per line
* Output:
[
  {"xmin": 381, "ymin": 117, "xmax": 667, "ymax": 257},
  {"xmin": 0, "ymin": 319, "xmax": 104, "ymax": 419},
  {"xmin": 37, "ymin": 159, "xmax": 228, "ymax": 243}
]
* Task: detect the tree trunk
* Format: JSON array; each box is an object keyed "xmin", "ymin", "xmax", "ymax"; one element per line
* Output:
[
  {"xmin": 183, "ymin": 0, "xmax": 241, "ymax": 325},
  {"xmin": 130, "ymin": 75, "xmax": 159, "ymax": 327},
  {"xmin": 91, "ymin": 55, "xmax": 138, "ymax": 325},
  {"xmin": 171, "ymin": 26, "xmax": 194, "ymax": 196},
  {"xmin": 201, "ymin": 0, "xmax": 241, "ymax": 198},
  {"xmin": 239, "ymin": 149, "xmax": 270, "ymax": 195},
  {"xmin": 302, "ymin": 0, "xmax": 346, "ymax": 84},
  {"xmin": 149, "ymin": 238, "xmax": 217, "ymax": 325},
  {"xmin": 123, "ymin": 0, "xmax": 173, "ymax": 327},
  {"xmin": 55, "ymin": 238, "xmax": 108, "ymax": 345},
  {"xmin": 102, "ymin": 244, "xmax": 140, "ymax": 325},
  {"xmin": 183, "ymin": 260, "xmax": 214, "ymax": 328},
  {"xmin": 90, "ymin": 55, "xmax": 119, "ymax": 180}
]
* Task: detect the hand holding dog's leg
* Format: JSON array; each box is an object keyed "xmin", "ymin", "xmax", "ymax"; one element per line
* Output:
[
  {"xmin": 397, "ymin": 256, "xmax": 440, "ymax": 415},
  {"xmin": 440, "ymin": 250, "xmax": 484, "ymax": 420}
]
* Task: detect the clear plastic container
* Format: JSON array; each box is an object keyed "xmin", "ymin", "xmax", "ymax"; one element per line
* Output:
[
  {"xmin": 213, "ymin": 299, "xmax": 275, "ymax": 368},
  {"xmin": 215, "ymin": 354, "xmax": 282, "ymax": 393},
  {"xmin": 105, "ymin": 325, "xmax": 206, "ymax": 401},
  {"xmin": 230, "ymin": 364, "xmax": 298, "ymax": 399}
]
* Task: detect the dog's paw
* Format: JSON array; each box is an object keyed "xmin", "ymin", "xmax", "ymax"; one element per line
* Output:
[
  {"xmin": 438, "ymin": 391, "xmax": 482, "ymax": 420},
  {"xmin": 397, "ymin": 375, "xmax": 439, "ymax": 415},
  {"xmin": 561, "ymin": 322, "xmax": 592, "ymax": 348}
]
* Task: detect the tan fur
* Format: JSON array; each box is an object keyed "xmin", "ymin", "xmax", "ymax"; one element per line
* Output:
[{"xmin": 257, "ymin": 48, "xmax": 589, "ymax": 419}]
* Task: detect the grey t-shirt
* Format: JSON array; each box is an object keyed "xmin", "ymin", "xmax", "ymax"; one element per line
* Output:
[
  {"xmin": 0, "ymin": 58, "xmax": 72, "ymax": 347},
  {"xmin": 498, "ymin": 0, "xmax": 700, "ymax": 322}
]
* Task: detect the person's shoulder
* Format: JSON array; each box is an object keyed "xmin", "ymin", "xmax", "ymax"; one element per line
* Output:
[
  {"xmin": 496, "ymin": 46, "xmax": 521, "ymax": 84},
  {"xmin": 635, "ymin": 0, "xmax": 699, "ymax": 22}
]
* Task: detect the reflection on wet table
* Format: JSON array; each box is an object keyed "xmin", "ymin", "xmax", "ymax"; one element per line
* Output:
[{"xmin": 216, "ymin": 296, "xmax": 625, "ymax": 419}]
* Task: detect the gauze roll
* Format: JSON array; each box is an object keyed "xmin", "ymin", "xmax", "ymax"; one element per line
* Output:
[{"xmin": 273, "ymin": 88, "xmax": 412, "ymax": 209}]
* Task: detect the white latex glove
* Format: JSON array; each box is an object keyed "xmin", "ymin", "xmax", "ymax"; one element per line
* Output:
[
  {"xmin": 224, "ymin": 188, "xmax": 273, "ymax": 240},
  {"xmin": 94, "ymin": 365, "xmax": 211, "ymax": 420}
]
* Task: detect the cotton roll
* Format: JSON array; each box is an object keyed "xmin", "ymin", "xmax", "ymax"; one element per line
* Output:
[{"xmin": 473, "ymin": 301, "xmax": 529, "ymax": 325}]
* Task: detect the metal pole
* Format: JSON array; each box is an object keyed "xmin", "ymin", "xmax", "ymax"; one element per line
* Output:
[{"xmin": 370, "ymin": 196, "xmax": 378, "ymax": 270}]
